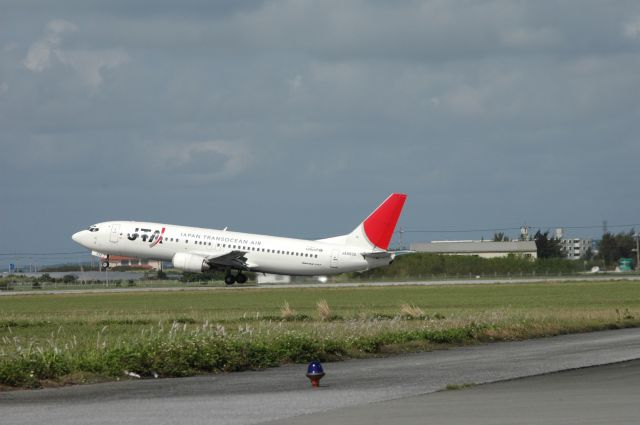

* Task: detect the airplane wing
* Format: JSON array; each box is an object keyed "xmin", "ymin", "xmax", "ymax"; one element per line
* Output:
[{"xmin": 194, "ymin": 250, "xmax": 250, "ymax": 270}]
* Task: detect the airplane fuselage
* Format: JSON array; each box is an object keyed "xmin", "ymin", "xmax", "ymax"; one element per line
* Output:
[
  {"xmin": 72, "ymin": 194, "xmax": 408, "ymax": 282},
  {"xmin": 74, "ymin": 221, "xmax": 390, "ymax": 276}
]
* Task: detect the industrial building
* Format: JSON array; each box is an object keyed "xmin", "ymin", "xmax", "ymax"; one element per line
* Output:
[{"xmin": 410, "ymin": 240, "xmax": 538, "ymax": 259}]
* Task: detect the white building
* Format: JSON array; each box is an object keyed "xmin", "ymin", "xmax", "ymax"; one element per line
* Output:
[
  {"xmin": 559, "ymin": 238, "xmax": 592, "ymax": 260},
  {"xmin": 410, "ymin": 240, "xmax": 537, "ymax": 259},
  {"xmin": 256, "ymin": 273, "xmax": 291, "ymax": 284},
  {"xmin": 98, "ymin": 255, "xmax": 162, "ymax": 270}
]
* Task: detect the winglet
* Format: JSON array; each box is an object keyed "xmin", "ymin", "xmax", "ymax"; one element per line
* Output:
[{"xmin": 362, "ymin": 193, "xmax": 407, "ymax": 250}]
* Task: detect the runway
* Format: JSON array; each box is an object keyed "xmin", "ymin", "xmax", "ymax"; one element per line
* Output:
[
  {"xmin": 1, "ymin": 274, "xmax": 639, "ymax": 296},
  {"xmin": 2, "ymin": 328, "xmax": 640, "ymax": 425}
]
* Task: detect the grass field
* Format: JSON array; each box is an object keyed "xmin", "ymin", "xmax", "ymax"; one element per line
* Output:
[{"xmin": 1, "ymin": 280, "xmax": 639, "ymax": 389}]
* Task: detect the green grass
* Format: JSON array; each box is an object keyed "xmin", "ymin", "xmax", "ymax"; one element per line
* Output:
[
  {"xmin": 445, "ymin": 383, "xmax": 477, "ymax": 391},
  {"xmin": 1, "ymin": 280, "xmax": 639, "ymax": 389},
  {"xmin": 3, "ymin": 279, "xmax": 638, "ymax": 315}
]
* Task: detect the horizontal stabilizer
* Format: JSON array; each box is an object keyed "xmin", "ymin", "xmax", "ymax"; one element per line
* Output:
[
  {"xmin": 362, "ymin": 249, "xmax": 414, "ymax": 260},
  {"xmin": 361, "ymin": 251, "xmax": 393, "ymax": 260},
  {"xmin": 390, "ymin": 250, "xmax": 415, "ymax": 256}
]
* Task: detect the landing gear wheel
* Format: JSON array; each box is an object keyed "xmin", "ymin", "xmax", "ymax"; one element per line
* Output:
[
  {"xmin": 102, "ymin": 261, "xmax": 110, "ymax": 269},
  {"xmin": 224, "ymin": 274, "xmax": 236, "ymax": 285},
  {"xmin": 236, "ymin": 273, "xmax": 248, "ymax": 284}
]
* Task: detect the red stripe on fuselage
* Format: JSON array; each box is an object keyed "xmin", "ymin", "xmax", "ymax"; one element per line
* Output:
[{"xmin": 149, "ymin": 227, "xmax": 166, "ymax": 248}]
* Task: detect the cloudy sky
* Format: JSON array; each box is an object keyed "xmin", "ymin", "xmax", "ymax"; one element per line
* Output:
[{"xmin": 1, "ymin": 1, "xmax": 640, "ymax": 265}]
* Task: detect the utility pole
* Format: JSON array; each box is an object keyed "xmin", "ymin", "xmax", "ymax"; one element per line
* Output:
[
  {"xmin": 397, "ymin": 226, "xmax": 405, "ymax": 250},
  {"xmin": 635, "ymin": 233, "xmax": 640, "ymax": 271}
]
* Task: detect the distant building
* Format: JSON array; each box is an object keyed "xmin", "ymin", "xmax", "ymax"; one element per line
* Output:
[
  {"xmin": 410, "ymin": 240, "xmax": 538, "ymax": 259},
  {"xmin": 559, "ymin": 238, "xmax": 592, "ymax": 260},
  {"xmin": 100, "ymin": 255, "xmax": 162, "ymax": 270},
  {"xmin": 257, "ymin": 273, "xmax": 291, "ymax": 284}
]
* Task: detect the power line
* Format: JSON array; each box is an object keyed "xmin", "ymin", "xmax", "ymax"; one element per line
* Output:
[
  {"xmin": 0, "ymin": 251, "xmax": 89, "ymax": 256},
  {"xmin": 401, "ymin": 227, "xmax": 521, "ymax": 234},
  {"xmin": 398, "ymin": 223, "xmax": 639, "ymax": 234},
  {"xmin": 556, "ymin": 224, "xmax": 638, "ymax": 230}
]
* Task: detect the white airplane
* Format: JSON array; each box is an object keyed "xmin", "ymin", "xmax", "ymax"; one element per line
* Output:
[{"xmin": 71, "ymin": 193, "xmax": 407, "ymax": 285}]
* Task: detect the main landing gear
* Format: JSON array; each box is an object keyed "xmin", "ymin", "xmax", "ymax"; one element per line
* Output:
[
  {"xmin": 101, "ymin": 255, "xmax": 110, "ymax": 269},
  {"xmin": 225, "ymin": 271, "xmax": 248, "ymax": 285}
]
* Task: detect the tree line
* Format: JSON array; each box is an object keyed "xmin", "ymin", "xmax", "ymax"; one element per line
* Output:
[
  {"xmin": 496, "ymin": 229, "xmax": 636, "ymax": 267},
  {"xmin": 598, "ymin": 231, "xmax": 637, "ymax": 267},
  {"xmin": 357, "ymin": 253, "xmax": 590, "ymax": 280}
]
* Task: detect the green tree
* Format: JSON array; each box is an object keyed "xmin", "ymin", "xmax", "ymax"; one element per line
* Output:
[
  {"xmin": 62, "ymin": 274, "xmax": 77, "ymax": 283},
  {"xmin": 598, "ymin": 233, "xmax": 617, "ymax": 266},
  {"xmin": 493, "ymin": 232, "xmax": 510, "ymax": 242},
  {"xmin": 37, "ymin": 273, "xmax": 54, "ymax": 283},
  {"xmin": 597, "ymin": 230, "xmax": 636, "ymax": 267},
  {"xmin": 615, "ymin": 230, "xmax": 635, "ymax": 259},
  {"xmin": 534, "ymin": 230, "xmax": 563, "ymax": 259},
  {"xmin": 181, "ymin": 270, "xmax": 226, "ymax": 282}
]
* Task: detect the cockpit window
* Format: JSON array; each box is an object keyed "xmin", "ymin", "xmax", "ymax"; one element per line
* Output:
[{"xmin": 88, "ymin": 226, "xmax": 99, "ymax": 232}]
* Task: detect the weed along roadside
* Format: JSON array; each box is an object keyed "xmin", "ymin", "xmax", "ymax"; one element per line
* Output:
[{"xmin": 1, "ymin": 280, "xmax": 639, "ymax": 389}]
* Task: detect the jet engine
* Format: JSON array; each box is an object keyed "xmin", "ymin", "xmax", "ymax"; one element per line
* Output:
[{"xmin": 172, "ymin": 252, "xmax": 211, "ymax": 273}]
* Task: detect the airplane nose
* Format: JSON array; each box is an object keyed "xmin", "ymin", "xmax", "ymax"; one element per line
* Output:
[{"xmin": 72, "ymin": 230, "xmax": 88, "ymax": 246}]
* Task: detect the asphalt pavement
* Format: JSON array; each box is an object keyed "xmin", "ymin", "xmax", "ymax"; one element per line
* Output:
[
  {"xmin": 2, "ymin": 328, "xmax": 640, "ymax": 425},
  {"xmin": 266, "ymin": 360, "xmax": 640, "ymax": 425}
]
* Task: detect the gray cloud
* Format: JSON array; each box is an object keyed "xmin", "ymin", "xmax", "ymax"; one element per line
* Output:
[
  {"xmin": 23, "ymin": 18, "xmax": 129, "ymax": 90},
  {"xmin": 1, "ymin": 1, "xmax": 640, "ymax": 261},
  {"xmin": 24, "ymin": 19, "xmax": 78, "ymax": 72}
]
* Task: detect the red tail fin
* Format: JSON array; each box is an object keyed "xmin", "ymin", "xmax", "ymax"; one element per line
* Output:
[{"xmin": 362, "ymin": 193, "xmax": 407, "ymax": 250}]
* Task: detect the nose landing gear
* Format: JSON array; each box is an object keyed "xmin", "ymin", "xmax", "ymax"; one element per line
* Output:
[{"xmin": 101, "ymin": 255, "xmax": 110, "ymax": 269}]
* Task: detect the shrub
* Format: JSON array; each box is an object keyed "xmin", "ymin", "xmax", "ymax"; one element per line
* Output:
[
  {"xmin": 315, "ymin": 299, "xmax": 341, "ymax": 321},
  {"xmin": 316, "ymin": 299, "xmax": 331, "ymax": 320},
  {"xmin": 62, "ymin": 274, "xmax": 77, "ymax": 283},
  {"xmin": 399, "ymin": 304, "xmax": 425, "ymax": 319},
  {"xmin": 280, "ymin": 301, "xmax": 296, "ymax": 320},
  {"xmin": 356, "ymin": 253, "xmax": 589, "ymax": 280}
]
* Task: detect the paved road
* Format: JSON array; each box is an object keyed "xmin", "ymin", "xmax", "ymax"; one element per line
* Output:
[
  {"xmin": 266, "ymin": 360, "xmax": 640, "ymax": 425},
  {"xmin": 1, "ymin": 274, "xmax": 639, "ymax": 296},
  {"xmin": 2, "ymin": 328, "xmax": 640, "ymax": 425}
]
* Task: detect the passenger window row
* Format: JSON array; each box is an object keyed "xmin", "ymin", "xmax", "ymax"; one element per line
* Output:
[
  {"xmin": 218, "ymin": 243, "xmax": 319, "ymax": 258},
  {"xmin": 156, "ymin": 236, "xmax": 319, "ymax": 258}
]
